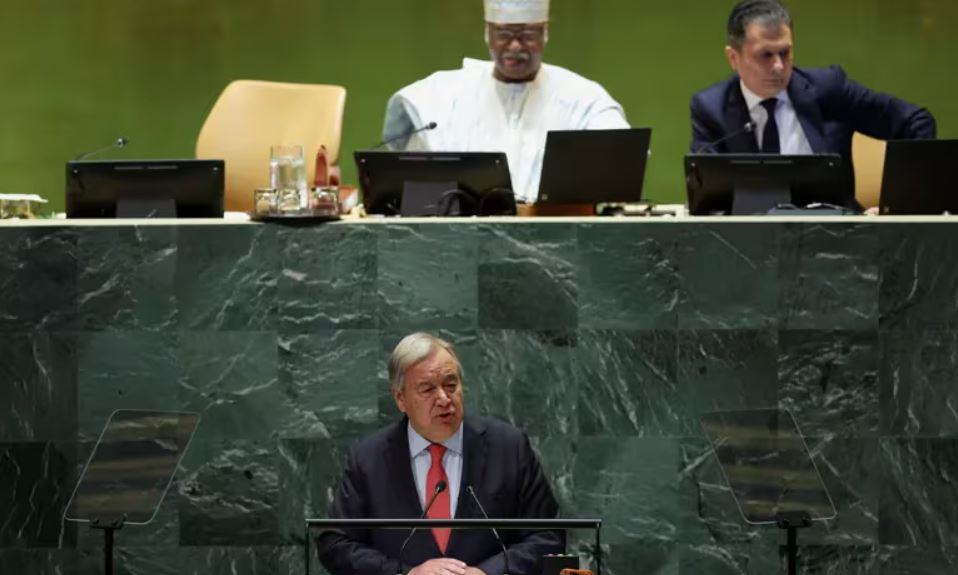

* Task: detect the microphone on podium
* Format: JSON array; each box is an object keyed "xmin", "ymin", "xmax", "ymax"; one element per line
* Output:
[
  {"xmin": 374, "ymin": 122, "xmax": 438, "ymax": 150},
  {"xmin": 693, "ymin": 122, "xmax": 756, "ymax": 153},
  {"xmin": 397, "ymin": 479, "xmax": 447, "ymax": 575},
  {"xmin": 466, "ymin": 485, "xmax": 510, "ymax": 575},
  {"xmin": 73, "ymin": 137, "xmax": 129, "ymax": 161}
]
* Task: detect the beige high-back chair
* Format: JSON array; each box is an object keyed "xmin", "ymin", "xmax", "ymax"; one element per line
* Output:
[
  {"xmin": 196, "ymin": 80, "xmax": 347, "ymax": 213},
  {"xmin": 852, "ymin": 132, "xmax": 888, "ymax": 210}
]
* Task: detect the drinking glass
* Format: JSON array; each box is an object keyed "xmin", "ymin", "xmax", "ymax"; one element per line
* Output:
[{"xmin": 269, "ymin": 144, "xmax": 307, "ymax": 209}]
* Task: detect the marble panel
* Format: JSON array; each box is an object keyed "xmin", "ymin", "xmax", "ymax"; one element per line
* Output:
[
  {"xmin": 779, "ymin": 223, "xmax": 878, "ymax": 330},
  {"xmin": 0, "ymin": 442, "xmax": 76, "ymax": 548},
  {"xmin": 378, "ymin": 224, "xmax": 480, "ymax": 330},
  {"xmin": 572, "ymin": 437, "xmax": 680, "ymax": 545},
  {"xmin": 575, "ymin": 330, "xmax": 681, "ymax": 437},
  {"xmin": 177, "ymin": 441, "xmax": 280, "ymax": 546},
  {"xmin": 676, "ymin": 224, "xmax": 780, "ymax": 330},
  {"xmin": 478, "ymin": 224, "xmax": 578, "ymax": 331},
  {"xmin": 278, "ymin": 225, "xmax": 378, "ymax": 331},
  {"xmin": 878, "ymin": 438, "xmax": 958, "ymax": 546},
  {"xmin": 77, "ymin": 226, "xmax": 178, "ymax": 331},
  {"xmin": 77, "ymin": 331, "xmax": 178, "ymax": 441},
  {"xmin": 880, "ymin": 328, "xmax": 958, "ymax": 437},
  {"xmin": 177, "ymin": 331, "xmax": 282, "ymax": 443},
  {"xmin": 577, "ymin": 223, "xmax": 678, "ymax": 330},
  {"xmin": 675, "ymin": 330, "xmax": 779, "ymax": 434},
  {"xmin": 0, "ymin": 332, "xmax": 77, "ymax": 442},
  {"xmin": 470, "ymin": 330, "xmax": 579, "ymax": 438},
  {"xmin": 0, "ymin": 227, "xmax": 77, "ymax": 331},
  {"xmin": 277, "ymin": 329, "xmax": 381, "ymax": 441},
  {"xmin": 879, "ymin": 224, "xmax": 958, "ymax": 329},
  {"xmin": 175, "ymin": 225, "xmax": 279, "ymax": 331},
  {"xmin": 778, "ymin": 330, "xmax": 880, "ymax": 437}
]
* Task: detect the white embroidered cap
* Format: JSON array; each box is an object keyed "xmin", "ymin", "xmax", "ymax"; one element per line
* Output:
[{"xmin": 484, "ymin": 0, "xmax": 550, "ymax": 24}]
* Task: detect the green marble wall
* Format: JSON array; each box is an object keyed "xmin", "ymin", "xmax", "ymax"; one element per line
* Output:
[{"xmin": 2, "ymin": 220, "xmax": 958, "ymax": 575}]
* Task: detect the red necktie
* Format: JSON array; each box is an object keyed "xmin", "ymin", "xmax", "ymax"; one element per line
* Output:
[{"xmin": 426, "ymin": 443, "xmax": 451, "ymax": 553}]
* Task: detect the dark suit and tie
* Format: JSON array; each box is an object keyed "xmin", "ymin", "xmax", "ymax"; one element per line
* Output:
[
  {"xmin": 317, "ymin": 416, "xmax": 563, "ymax": 575},
  {"xmin": 689, "ymin": 65, "xmax": 937, "ymax": 204},
  {"xmin": 691, "ymin": 65, "xmax": 936, "ymax": 155},
  {"xmin": 317, "ymin": 334, "xmax": 567, "ymax": 575}
]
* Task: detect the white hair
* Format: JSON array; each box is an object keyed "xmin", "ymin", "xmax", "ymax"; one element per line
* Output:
[{"xmin": 388, "ymin": 333, "xmax": 463, "ymax": 392}]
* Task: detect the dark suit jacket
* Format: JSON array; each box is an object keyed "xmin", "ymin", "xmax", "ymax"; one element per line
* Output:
[
  {"xmin": 689, "ymin": 65, "xmax": 936, "ymax": 203},
  {"xmin": 317, "ymin": 416, "xmax": 564, "ymax": 575}
]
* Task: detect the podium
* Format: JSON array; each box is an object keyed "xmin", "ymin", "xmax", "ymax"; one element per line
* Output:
[
  {"xmin": 63, "ymin": 410, "xmax": 201, "ymax": 575},
  {"xmin": 700, "ymin": 409, "xmax": 836, "ymax": 575},
  {"xmin": 305, "ymin": 518, "xmax": 602, "ymax": 575}
]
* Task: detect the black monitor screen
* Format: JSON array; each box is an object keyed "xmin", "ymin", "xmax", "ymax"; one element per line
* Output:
[
  {"xmin": 66, "ymin": 160, "xmax": 224, "ymax": 218},
  {"xmin": 538, "ymin": 128, "xmax": 652, "ymax": 204},
  {"xmin": 354, "ymin": 151, "xmax": 516, "ymax": 216},
  {"xmin": 880, "ymin": 139, "xmax": 958, "ymax": 215},
  {"xmin": 684, "ymin": 154, "xmax": 847, "ymax": 215}
]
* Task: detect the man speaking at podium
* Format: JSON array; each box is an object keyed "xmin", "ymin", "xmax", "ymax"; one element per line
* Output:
[
  {"xmin": 317, "ymin": 333, "xmax": 563, "ymax": 575},
  {"xmin": 381, "ymin": 0, "xmax": 629, "ymax": 204}
]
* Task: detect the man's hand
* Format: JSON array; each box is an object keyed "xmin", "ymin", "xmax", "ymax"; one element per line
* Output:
[
  {"xmin": 409, "ymin": 558, "xmax": 467, "ymax": 575},
  {"xmin": 464, "ymin": 567, "xmax": 487, "ymax": 575}
]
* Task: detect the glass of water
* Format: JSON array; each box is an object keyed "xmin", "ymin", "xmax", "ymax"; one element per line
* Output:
[{"xmin": 270, "ymin": 144, "xmax": 307, "ymax": 209}]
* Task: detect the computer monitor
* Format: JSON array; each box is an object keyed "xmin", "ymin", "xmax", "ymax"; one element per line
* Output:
[
  {"xmin": 66, "ymin": 159, "xmax": 224, "ymax": 218},
  {"xmin": 880, "ymin": 139, "xmax": 958, "ymax": 215},
  {"xmin": 537, "ymin": 128, "xmax": 652, "ymax": 204},
  {"xmin": 354, "ymin": 151, "xmax": 516, "ymax": 216},
  {"xmin": 684, "ymin": 154, "xmax": 847, "ymax": 215}
]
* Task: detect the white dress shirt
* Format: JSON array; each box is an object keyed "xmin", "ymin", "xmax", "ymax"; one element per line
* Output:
[
  {"xmin": 408, "ymin": 422, "xmax": 464, "ymax": 517},
  {"xmin": 740, "ymin": 81, "xmax": 813, "ymax": 155}
]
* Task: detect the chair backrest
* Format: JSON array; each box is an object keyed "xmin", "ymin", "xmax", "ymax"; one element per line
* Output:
[
  {"xmin": 195, "ymin": 80, "xmax": 347, "ymax": 212},
  {"xmin": 852, "ymin": 132, "xmax": 887, "ymax": 210}
]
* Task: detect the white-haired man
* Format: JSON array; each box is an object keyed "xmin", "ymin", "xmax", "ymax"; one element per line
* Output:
[
  {"xmin": 382, "ymin": 0, "xmax": 629, "ymax": 204},
  {"xmin": 318, "ymin": 333, "xmax": 563, "ymax": 575}
]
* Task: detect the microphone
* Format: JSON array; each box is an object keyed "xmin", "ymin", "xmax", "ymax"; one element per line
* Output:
[
  {"xmin": 397, "ymin": 479, "xmax": 447, "ymax": 575},
  {"xmin": 693, "ymin": 122, "xmax": 755, "ymax": 153},
  {"xmin": 375, "ymin": 122, "xmax": 438, "ymax": 150},
  {"xmin": 466, "ymin": 485, "xmax": 510, "ymax": 575},
  {"xmin": 74, "ymin": 137, "xmax": 129, "ymax": 161}
]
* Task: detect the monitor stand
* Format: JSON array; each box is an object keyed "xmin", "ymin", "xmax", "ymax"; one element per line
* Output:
[
  {"xmin": 731, "ymin": 184, "xmax": 790, "ymax": 215},
  {"xmin": 117, "ymin": 198, "xmax": 176, "ymax": 218},
  {"xmin": 401, "ymin": 180, "xmax": 461, "ymax": 217}
]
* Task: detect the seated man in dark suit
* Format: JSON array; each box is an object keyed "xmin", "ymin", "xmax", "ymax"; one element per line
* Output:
[
  {"xmin": 318, "ymin": 333, "xmax": 563, "ymax": 575},
  {"xmin": 690, "ymin": 0, "xmax": 936, "ymax": 202}
]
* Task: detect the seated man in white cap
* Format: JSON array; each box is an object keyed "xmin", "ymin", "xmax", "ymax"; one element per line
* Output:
[{"xmin": 382, "ymin": 0, "xmax": 629, "ymax": 204}]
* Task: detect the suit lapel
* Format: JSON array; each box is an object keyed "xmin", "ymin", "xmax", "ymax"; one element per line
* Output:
[
  {"xmin": 724, "ymin": 79, "xmax": 759, "ymax": 153},
  {"xmin": 386, "ymin": 418, "xmax": 426, "ymax": 517},
  {"xmin": 788, "ymin": 71, "xmax": 827, "ymax": 153},
  {"xmin": 446, "ymin": 417, "xmax": 488, "ymax": 556}
]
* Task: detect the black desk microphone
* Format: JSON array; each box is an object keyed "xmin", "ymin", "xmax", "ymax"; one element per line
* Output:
[
  {"xmin": 397, "ymin": 479, "xmax": 447, "ymax": 575},
  {"xmin": 74, "ymin": 137, "xmax": 129, "ymax": 161},
  {"xmin": 466, "ymin": 485, "xmax": 510, "ymax": 575},
  {"xmin": 374, "ymin": 122, "xmax": 438, "ymax": 150},
  {"xmin": 694, "ymin": 122, "xmax": 756, "ymax": 153}
]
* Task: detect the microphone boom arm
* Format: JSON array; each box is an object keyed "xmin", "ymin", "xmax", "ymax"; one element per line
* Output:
[
  {"xmin": 467, "ymin": 485, "xmax": 510, "ymax": 575},
  {"xmin": 375, "ymin": 122, "xmax": 438, "ymax": 150},
  {"xmin": 396, "ymin": 479, "xmax": 447, "ymax": 575}
]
